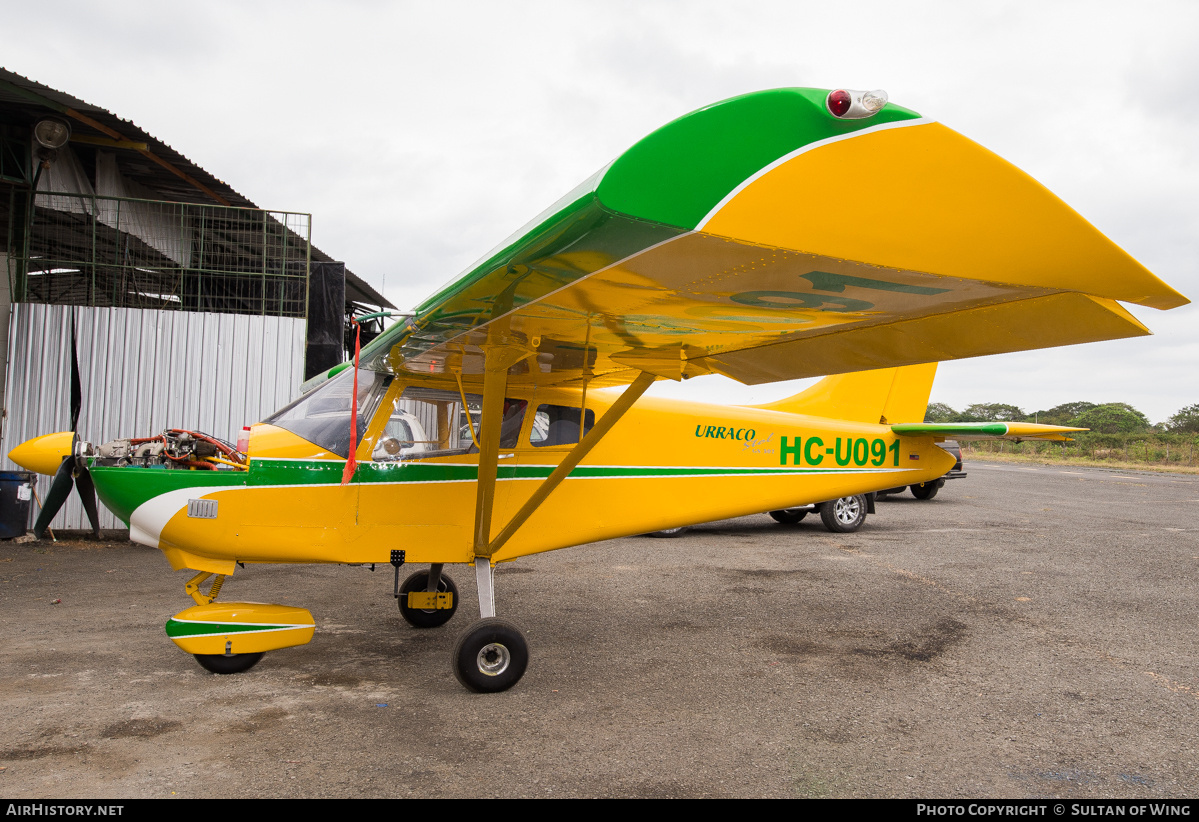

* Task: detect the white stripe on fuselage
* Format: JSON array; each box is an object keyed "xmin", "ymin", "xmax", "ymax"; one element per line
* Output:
[{"xmin": 129, "ymin": 486, "xmax": 243, "ymax": 549}]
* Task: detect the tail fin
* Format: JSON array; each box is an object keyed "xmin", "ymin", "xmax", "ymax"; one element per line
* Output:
[{"xmin": 749, "ymin": 363, "xmax": 938, "ymax": 424}]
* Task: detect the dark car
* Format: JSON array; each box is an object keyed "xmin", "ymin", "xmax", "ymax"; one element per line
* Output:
[
  {"xmin": 767, "ymin": 493, "xmax": 876, "ymax": 533},
  {"xmin": 877, "ymin": 439, "xmax": 966, "ymax": 500},
  {"xmin": 648, "ymin": 493, "xmax": 877, "ymax": 538}
]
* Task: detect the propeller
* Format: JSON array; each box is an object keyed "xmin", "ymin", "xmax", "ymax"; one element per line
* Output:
[{"xmin": 30, "ymin": 315, "xmax": 100, "ymax": 539}]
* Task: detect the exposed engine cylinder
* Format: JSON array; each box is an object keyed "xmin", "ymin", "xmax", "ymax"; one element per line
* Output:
[{"xmin": 92, "ymin": 430, "xmax": 237, "ymax": 469}]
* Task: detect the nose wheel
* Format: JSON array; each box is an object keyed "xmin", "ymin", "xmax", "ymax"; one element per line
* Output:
[{"xmin": 194, "ymin": 652, "xmax": 264, "ymax": 674}]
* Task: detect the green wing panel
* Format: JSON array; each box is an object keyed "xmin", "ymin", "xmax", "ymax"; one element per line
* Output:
[{"xmin": 596, "ymin": 88, "xmax": 920, "ymax": 230}]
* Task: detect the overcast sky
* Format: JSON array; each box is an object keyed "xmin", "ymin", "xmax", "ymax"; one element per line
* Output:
[{"xmin": 6, "ymin": 1, "xmax": 1197, "ymax": 422}]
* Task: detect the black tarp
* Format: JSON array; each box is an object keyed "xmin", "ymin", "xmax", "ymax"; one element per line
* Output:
[{"xmin": 306, "ymin": 260, "xmax": 346, "ymax": 380}]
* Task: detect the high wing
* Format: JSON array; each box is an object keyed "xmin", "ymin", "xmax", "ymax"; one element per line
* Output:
[{"xmin": 357, "ymin": 88, "xmax": 1187, "ymax": 389}]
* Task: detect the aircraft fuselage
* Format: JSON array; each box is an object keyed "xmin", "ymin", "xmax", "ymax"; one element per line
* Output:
[{"xmin": 89, "ymin": 381, "xmax": 953, "ymax": 576}]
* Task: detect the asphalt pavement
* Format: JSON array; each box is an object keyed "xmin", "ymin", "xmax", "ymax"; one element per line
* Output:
[{"xmin": 1, "ymin": 460, "xmax": 1197, "ymax": 798}]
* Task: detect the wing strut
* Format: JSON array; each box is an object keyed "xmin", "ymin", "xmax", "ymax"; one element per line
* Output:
[
  {"xmin": 481, "ymin": 370, "xmax": 657, "ymax": 561},
  {"xmin": 459, "ymin": 361, "xmax": 655, "ymax": 685},
  {"xmin": 470, "ymin": 345, "xmax": 530, "ymax": 557}
]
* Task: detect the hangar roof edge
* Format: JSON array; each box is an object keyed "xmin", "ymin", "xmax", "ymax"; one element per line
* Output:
[{"xmin": 0, "ymin": 67, "xmax": 392, "ymax": 310}]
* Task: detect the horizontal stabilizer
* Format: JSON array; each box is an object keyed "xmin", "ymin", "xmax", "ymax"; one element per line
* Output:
[{"xmin": 891, "ymin": 422, "xmax": 1087, "ymax": 441}]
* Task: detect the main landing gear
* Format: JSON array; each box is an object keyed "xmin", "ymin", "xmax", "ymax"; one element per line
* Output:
[
  {"xmin": 453, "ymin": 558, "xmax": 529, "ymax": 692},
  {"xmin": 393, "ymin": 554, "xmax": 529, "ymax": 693}
]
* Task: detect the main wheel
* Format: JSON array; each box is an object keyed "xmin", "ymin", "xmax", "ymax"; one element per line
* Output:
[
  {"xmin": 452, "ymin": 618, "xmax": 529, "ymax": 693},
  {"xmin": 769, "ymin": 508, "xmax": 807, "ymax": 524},
  {"xmin": 911, "ymin": 482, "xmax": 940, "ymax": 500},
  {"xmin": 194, "ymin": 652, "xmax": 264, "ymax": 674},
  {"xmin": 398, "ymin": 569, "xmax": 459, "ymax": 628},
  {"xmin": 820, "ymin": 495, "xmax": 867, "ymax": 533}
]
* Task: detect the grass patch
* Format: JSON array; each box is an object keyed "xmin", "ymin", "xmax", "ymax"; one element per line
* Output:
[{"xmin": 961, "ymin": 443, "xmax": 1199, "ymax": 475}]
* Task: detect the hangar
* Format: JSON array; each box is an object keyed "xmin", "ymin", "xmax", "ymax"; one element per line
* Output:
[{"xmin": 0, "ymin": 68, "xmax": 390, "ymax": 532}]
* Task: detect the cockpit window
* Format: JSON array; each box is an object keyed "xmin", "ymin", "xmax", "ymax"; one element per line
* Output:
[
  {"xmin": 373, "ymin": 386, "xmax": 527, "ymax": 460},
  {"xmin": 264, "ymin": 368, "xmax": 392, "ymax": 457},
  {"xmin": 531, "ymin": 404, "xmax": 595, "ymax": 447}
]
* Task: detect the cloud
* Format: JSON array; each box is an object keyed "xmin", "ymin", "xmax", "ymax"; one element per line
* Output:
[{"xmin": 4, "ymin": 0, "xmax": 1193, "ymax": 416}]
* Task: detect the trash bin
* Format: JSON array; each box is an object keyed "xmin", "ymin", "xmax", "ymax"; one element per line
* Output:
[{"xmin": 0, "ymin": 471, "xmax": 36, "ymax": 539}]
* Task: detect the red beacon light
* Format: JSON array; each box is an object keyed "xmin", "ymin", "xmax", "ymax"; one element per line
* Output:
[{"xmin": 826, "ymin": 88, "xmax": 889, "ymax": 119}]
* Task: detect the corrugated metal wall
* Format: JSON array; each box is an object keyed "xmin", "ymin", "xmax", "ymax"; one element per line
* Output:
[{"xmin": 0, "ymin": 304, "xmax": 307, "ymax": 531}]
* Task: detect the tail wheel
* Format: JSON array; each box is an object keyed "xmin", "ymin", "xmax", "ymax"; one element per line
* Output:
[
  {"xmin": 398, "ymin": 570, "xmax": 459, "ymax": 628},
  {"xmin": 452, "ymin": 618, "xmax": 529, "ymax": 692}
]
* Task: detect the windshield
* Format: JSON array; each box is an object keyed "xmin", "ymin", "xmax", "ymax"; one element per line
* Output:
[{"xmin": 264, "ymin": 367, "xmax": 393, "ymax": 457}]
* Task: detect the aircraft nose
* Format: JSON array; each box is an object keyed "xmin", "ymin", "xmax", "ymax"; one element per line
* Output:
[{"xmin": 8, "ymin": 431, "xmax": 75, "ymax": 475}]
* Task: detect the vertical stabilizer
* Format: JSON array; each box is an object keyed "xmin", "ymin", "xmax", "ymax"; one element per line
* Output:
[{"xmin": 748, "ymin": 363, "xmax": 938, "ymax": 424}]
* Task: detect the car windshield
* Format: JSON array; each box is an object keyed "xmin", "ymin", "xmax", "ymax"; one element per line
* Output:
[
  {"xmin": 381, "ymin": 386, "xmax": 526, "ymax": 458},
  {"xmin": 264, "ymin": 367, "xmax": 392, "ymax": 457}
]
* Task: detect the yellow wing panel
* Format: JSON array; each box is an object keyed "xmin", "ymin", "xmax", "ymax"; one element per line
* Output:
[{"xmin": 704, "ymin": 122, "xmax": 1187, "ymax": 310}]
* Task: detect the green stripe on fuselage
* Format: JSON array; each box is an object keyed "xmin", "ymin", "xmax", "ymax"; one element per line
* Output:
[
  {"xmin": 251, "ymin": 459, "xmax": 902, "ymax": 485},
  {"xmin": 91, "ymin": 457, "xmax": 907, "ymax": 526}
]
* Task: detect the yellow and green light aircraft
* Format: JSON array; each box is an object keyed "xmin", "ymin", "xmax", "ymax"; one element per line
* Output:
[{"xmin": 10, "ymin": 87, "xmax": 1188, "ymax": 691}]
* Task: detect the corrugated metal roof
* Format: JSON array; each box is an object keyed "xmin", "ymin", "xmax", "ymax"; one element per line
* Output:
[{"xmin": 0, "ymin": 67, "xmax": 391, "ymax": 309}]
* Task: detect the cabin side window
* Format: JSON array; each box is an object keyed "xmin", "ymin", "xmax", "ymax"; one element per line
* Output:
[
  {"xmin": 530, "ymin": 404, "xmax": 595, "ymax": 447},
  {"xmin": 372, "ymin": 386, "xmax": 527, "ymax": 460}
]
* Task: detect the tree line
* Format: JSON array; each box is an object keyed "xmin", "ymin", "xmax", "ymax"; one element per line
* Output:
[{"xmin": 924, "ymin": 401, "xmax": 1199, "ymax": 434}]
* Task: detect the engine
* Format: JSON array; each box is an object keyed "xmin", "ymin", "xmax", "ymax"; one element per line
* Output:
[{"xmin": 91, "ymin": 429, "xmax": 243, "ymax": 470}]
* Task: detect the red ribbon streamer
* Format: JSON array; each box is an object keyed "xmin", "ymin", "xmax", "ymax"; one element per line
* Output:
[{"xmin": 340, "ymin": 322, "xmax": 361, "ymax": 486}]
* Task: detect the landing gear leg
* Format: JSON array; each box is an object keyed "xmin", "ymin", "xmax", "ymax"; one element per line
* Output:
[
  {"xmin": 475, "ymin": 557, "xmax": 495, "ymax": 618},
  {"xmin": 182, "ymin": 571, "xmax": 265, "ymax": 674},
  {"xmin": 184, "ymin": 571, "xmax": 226, "ymax": 606},
  {"xmin": 427, "ymin": 563, "xmax": 444, "ymax": 592},
  {"xmin": 451, "ymin": 557, "xmax": 528, "ymax": 692}
]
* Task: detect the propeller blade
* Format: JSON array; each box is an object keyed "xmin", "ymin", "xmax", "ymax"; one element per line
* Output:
[
  {"xmin": 34, "ymin": 456, "xmax": 76, "ymax": 539},
  {"xmin": 69, "ymin": 312, "xmax": 81, "ymax": 434},
  {"xmin": 74, "ymin": 466, "xmax": 101, "ymax": 539}
]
